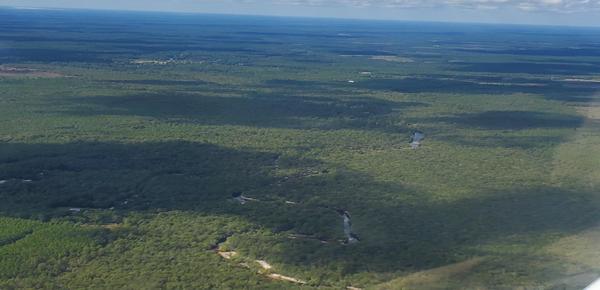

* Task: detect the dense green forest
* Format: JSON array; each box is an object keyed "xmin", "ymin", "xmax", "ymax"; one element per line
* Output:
[{"xmin": 0, "ymin": 8, "xmax": 599, "ymax": 289}]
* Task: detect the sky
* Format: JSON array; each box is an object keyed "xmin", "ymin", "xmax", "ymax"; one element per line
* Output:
[{"xmin": 2, "ymin": 0, "xmax": 600, "ymax": 26}]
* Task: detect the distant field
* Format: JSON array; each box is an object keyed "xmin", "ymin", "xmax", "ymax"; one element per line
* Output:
[{"xmin": 0, "ymin": 8, "xmax": 599, "ymax": 289}]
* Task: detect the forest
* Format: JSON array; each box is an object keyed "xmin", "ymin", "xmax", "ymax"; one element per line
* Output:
[{"xmin": 0, "ymin": 7, "xmax": 599, "ymax": 289}]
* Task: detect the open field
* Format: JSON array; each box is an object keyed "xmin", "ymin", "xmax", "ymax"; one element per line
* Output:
[{"xmin": 0, "ymin": 8, "xmax": 599, "ymax": 289}]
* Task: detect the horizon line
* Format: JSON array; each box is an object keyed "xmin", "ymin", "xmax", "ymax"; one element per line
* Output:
[{"xmin": 3, "ymin": 5, "xmax": 600, "ymax": 30}]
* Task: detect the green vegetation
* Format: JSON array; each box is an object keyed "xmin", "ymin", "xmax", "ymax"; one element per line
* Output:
[{"xmin": 0, "ymin": 8, "xmax": 599, "ymax": 289}]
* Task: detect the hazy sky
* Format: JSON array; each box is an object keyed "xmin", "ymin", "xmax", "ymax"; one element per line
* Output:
[{"xmin": 2, "ymin": 0, "xmax": 600, "ymax": 26}]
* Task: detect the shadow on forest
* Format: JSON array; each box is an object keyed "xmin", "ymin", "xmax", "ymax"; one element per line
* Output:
[
  {"xmin": 275, "ymin": 187, "xmax": 598, "ymax": 276},
  {"xmin": 454, "ymin": 48, "xmax": 600, "ymax": 57},
  {"xmin": 358, "ymin": 75, "xmax": 598, "ymax": 101},
  {"xmin": 106, "ymin": 75, "xmax": 600, "ymax": 105},
  {"xmin": 105, "ymin": 79, "xmax": 214, "ymax": 86},
  {"xmin": 453, "ymin": 62, "xmax": 600, "ymax": 75},
  {"xmin": 62, "ymin": 91, "xmax": 425, "ymax": 132},
  {"xmin": 0, "ymin": 141, "xmax": 279, "ymax": 213},
  {"xmin": 407, "ymin": 110, "xmax": 585, "ymax": 149},
  {"xmin": 0, "ymin": 140, "xmax": 598, "ymax": 277},
  {"xmin": 0, "ymin": 48, "xmax": 120, "ymax": 63},
  {"xmin": 435, "ymin": 134, "xmax": 569, "ymax": 149},
  {"xmin": 430, "ymin": 110, "xmax": 584, "ymax": 130}
]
